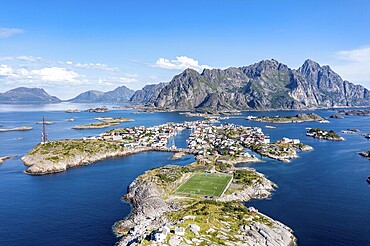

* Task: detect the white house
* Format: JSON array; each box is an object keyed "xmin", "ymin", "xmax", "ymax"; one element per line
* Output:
[{"xmin": 174, "ymin": 226, "xmax": 185, "ymax": 236}]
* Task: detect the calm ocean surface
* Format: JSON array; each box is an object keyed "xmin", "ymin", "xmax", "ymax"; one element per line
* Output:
[{"xmin": 0, "ymin": 103, "xmax": 369, "ymax": 245}]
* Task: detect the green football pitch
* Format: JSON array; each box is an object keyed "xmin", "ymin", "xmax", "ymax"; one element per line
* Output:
[{"xmin": 175, "ymin": 173, "xmax": 232, "ymax": 197}]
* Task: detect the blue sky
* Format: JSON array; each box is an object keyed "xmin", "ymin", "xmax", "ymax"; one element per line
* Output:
[{"xmin": 0, "ymin": 0, "xmax": 370, "ymax": 99}]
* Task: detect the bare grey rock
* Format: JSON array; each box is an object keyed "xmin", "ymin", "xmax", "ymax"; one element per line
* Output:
[
  {"xmin": 144, "ymin": 59, "xmax": 369, "ymax": 112},
  {"xmin": 130, "ymin": 83, "xmax": 167, "ymax": 105}
]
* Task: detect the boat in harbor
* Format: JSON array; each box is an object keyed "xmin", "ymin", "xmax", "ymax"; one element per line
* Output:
[{"xmin": 367, "ymin": 176, "xmax": 370, "ymax": 184}]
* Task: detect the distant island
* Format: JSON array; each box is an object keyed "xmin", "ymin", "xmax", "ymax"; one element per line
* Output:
[
  {"xmin": 329, "ymin": 114, "xmax": 344, "ymax": 119},
  {"xmin": 337, "ymin": 109, "xmax": 370, "ymax": 116},
  {"xmin": 73, "ymin": 117, "xmax": 133, "ymax": 130},
  {"xmin": 0, "ymin": 87, "xmax": 61, "ymax": 104},
  {"xmin": 65, "ymin": 109, "xmax": 81, "ymax": 113},
  {"xmin": 86, "ymin": 107, "xmax": 109, "ymax": 113},
  {"xmin": 247, "ymin": 113, "xmax": 324, "ymax": 123},
  {"xmin": 67, "ymin": 85, "xmax": 134, "ymax": 103},
  {"xmin": 306, "ymin": 128, "xmax": 344, "ymax": 141},
  {"xmin": 0, "ymin": 126, "xmax": 33, "ymax": 132}
]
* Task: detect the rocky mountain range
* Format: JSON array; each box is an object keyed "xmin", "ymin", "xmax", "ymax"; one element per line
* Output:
[
  {"xmin": 141, "ymin": 59, "xmax": 369, "ymax": 112},
  {"xmin": 0, "ymin": 87, "xmax": 61, "ymax": 104},
  {"xmin": 129, "ymin": 82, "xmax": 167, "ymax": 104},
  {"xmin": 68, "ymin": 85, "xmax": 135, "ymax": 103},
  {"xmin": 1, "ymin": 59, "xmax": 369, "ymax": 110}
]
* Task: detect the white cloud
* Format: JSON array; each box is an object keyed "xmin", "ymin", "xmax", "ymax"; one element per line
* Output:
[
  {"xmin": 70, "ymin": 62, "xmax": 118, "ymax": 72},
  {"xmin": 331, "ymin": 46, "xmax": 370, "ymax": 87},
  {"xmin": 153, "ymin": 56, "xmax": 212, "ymax": 72},
  {"xmin": 0, "ymin": 56, "xmax": 42, "ymax": 62},
  {"xmin": 31, "ymin": 67, "xmax": 79, "ymax": 82},
  {"xmin": 336, "ymin": 46, "xmax": 370, "ymax": 62},
  {"xmin": 0, "ymin": 64, "xmax": 30, "ymax": 79},
  {"xmin": 0, "ymin": 27, "xmax": 24, "ymax": 38}
]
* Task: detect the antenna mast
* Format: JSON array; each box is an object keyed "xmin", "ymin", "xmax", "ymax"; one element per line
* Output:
[{"xmin": 41, "ymin": 116, "xmax": 48, "ymax": 144}]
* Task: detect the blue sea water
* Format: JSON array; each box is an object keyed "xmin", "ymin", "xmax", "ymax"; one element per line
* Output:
[{"xmin": 0, "ymin": 103, "xmax": 369, "ymax": 245}]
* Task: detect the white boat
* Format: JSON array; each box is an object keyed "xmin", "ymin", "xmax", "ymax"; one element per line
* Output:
[{"xmin": 265, "ymin": 125, "xmax": 276, "ymax": 129}]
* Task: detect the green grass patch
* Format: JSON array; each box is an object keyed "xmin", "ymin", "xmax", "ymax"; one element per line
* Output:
[{"xmin": 176, "ymin": 173, "xmax": 232, "ymax": 197}]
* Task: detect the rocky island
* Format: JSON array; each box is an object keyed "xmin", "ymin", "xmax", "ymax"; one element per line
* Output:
[
  {"xmin": 359, "ymin": 151, "xmax": 370, "ymax": 160},
  {"xmin": 329, "ymin": 114, "xmax": 344, "ymax": 119},
  {"xmin": 250, "ymin": 138, "xmax": 313, "ymax": 162},
  {"xmin": 65, "ymin": 109, "xmax": 81, "ymax": 113},
  {"xmin": 72, "ymin": 117, "xmax": 133, "ymax": 130},
  {"xmin": 113, "ymin": 164, "xmax": 296, "ymax": 246},
  {"xmin": 22, "ymin": 122, "xmax": 187, "ymax": 174},
  {"xmin": 0, "ymin": 126, "xmax": 33, "ymax": 132},
  {"xmin": 0, "ymin": 155, "xmax": 17, "ymax": 164},
  {"xmin": 86, "ymin": 107, "xmax": 109, "ymax": 113},
  {"xmin": 248, "ymin": 113, "xmax": 324, "ymax": 124},
  {"xmin": 337, "ymin": 109, "xmax": 370, "ymax": 116},
  {"xmin": 306, "ymin": 128, "xmax": 344, "ymax": 141}
]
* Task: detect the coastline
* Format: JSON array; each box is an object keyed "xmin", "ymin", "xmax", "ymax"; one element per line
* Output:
[
  {"xmin": 113, "ymin": 164, "xmax": 296, "ymax": 245},
  {"xmin": 21, "ymin": 141, "xmax": 151, "ymax": 175},
  {"xmin": 21, "ymin": 141, "xmax": 194, "ymax": 175},
  {"xmin": 21, "ymin": 138, "xmax": 297, "ymax": 245}
]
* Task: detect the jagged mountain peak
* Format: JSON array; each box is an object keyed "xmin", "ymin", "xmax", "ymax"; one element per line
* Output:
[
  {"xmin": 146, "ymin": 59, "xmax": 370, "ymax": 112},
  {"xmin": 299, "ymin": 59, "xmax": 322, "ymax": 73}
]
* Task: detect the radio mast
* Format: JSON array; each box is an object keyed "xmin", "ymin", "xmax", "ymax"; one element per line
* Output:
[{"xmin": 41, "ymin": 116, "xmax": 48, "ymax": 144}]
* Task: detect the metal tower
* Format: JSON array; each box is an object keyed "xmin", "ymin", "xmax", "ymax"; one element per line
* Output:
[{"xmin": 41, "ymin": 116, "xmax": 48, "ymax": 144}]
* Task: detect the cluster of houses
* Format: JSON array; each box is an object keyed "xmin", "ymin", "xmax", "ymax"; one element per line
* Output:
[
  {"xmin": 93, "ymin": 120, "xmax": 216, "ymax": 149},
  {"xmin": 277, "ymin": 137, "xmax": 300, "ymax": 145},
  {"xmin": 187, "ymin": 123, "xmax": 270, "ymax": 156},
  {"xmin": 97, "ymin": 123, "xmax": 187, "ymax": 148},
  {"xmin": 152, "ymin": 216, "xmax": 201, "ymax": 243}
]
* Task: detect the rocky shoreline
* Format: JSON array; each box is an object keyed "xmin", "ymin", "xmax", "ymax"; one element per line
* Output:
[
  {"xmin": 113, "ymin": 165, "xmax": 296, "ymax": 245},
  {"xmin": 249, "ymin": 113, "xmax": 324, "ymax": 124},
  {"xmin": 21, "ymin": 140, "xmax": 151, "ymax": 175},
  {"xmin": 306, "ymin": 128, "xmax": 344, "ymax": 141},
  {"xmin": 359, "ymin": 151, "xmax": 370, "ymax": 160},
  {"xmin": 0, "ymin": 155, "xmax": 17, "ymax": 164},
  {"xmin": 0, "ymin": 126, "xmax": 33, "ymax": 132}
]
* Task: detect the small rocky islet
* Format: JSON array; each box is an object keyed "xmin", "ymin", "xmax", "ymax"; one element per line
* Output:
[
  {"xmin": 248, "ymin": 113, "xmax": 325, "ymax": 124},
  {"xmin": 72, "ymin": 117, "xmax": 134, "ymax": 130},
  {"xmin": 0, "ymin": 126, "xmax": 33, "ymax": 132},
  {"xmin": 0, "ymin": 155, "xmax": 17, "ymax": 164},
  {"xmin": 337, "ymin": 109, "xmax": 370, "ymax": 116},
  {"xmin": 359, "ymin": 151, "xmax": 370, "ymax": 161},
  {"xmin": 306, "ymin": 128, "xmax": 344, "ymax": 141}
]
